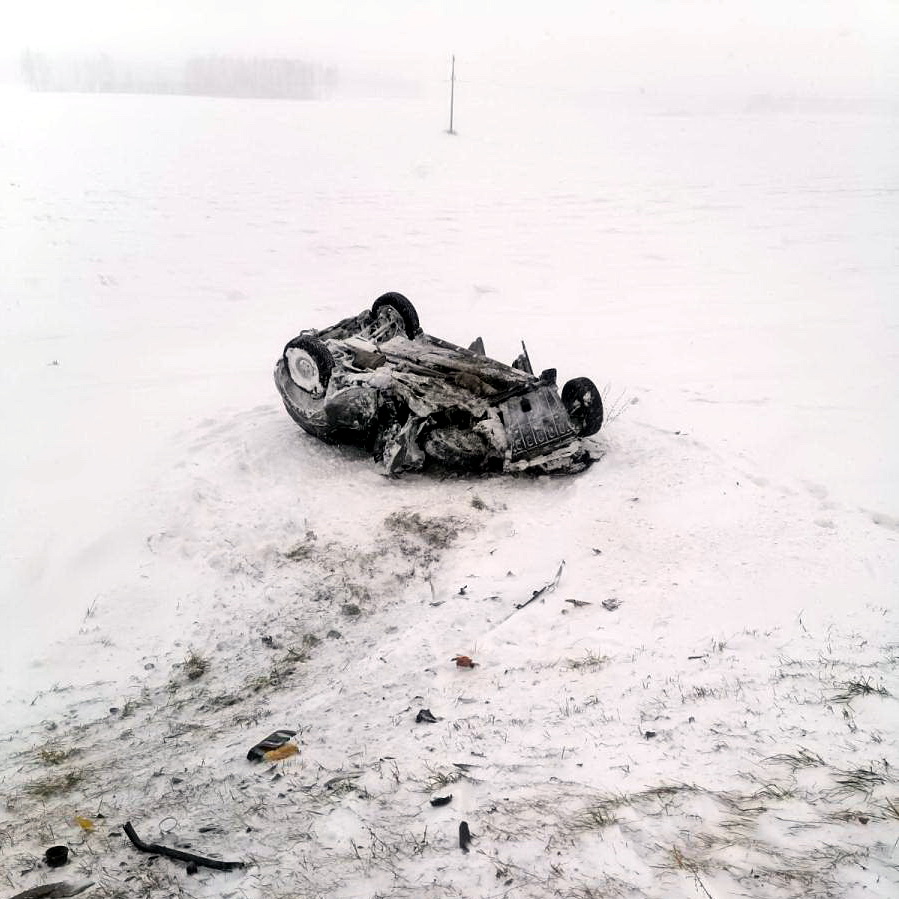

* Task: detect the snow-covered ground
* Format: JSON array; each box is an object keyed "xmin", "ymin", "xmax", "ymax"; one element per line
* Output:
[{"xmin": 1, "ymin": 86, "xmax": 898, "ymax": 898}]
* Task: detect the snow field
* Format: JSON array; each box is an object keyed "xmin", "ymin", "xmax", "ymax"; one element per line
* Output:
[{"xmin": 1, "ymin": 88, "xmax": 897, "ymax": 897}]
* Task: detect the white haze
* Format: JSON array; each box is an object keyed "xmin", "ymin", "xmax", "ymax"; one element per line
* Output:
[{"xmin": 2, "ymin": 0, "xmax": 899, "ymax": 100}]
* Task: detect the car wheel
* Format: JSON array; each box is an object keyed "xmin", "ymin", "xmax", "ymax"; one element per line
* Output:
[
  {"xmin": 561, "ymin": 378, "xmax": 603, "ymax": 436},
  {"xmin": 283, "ymin": 335, "xmax": 333, "ymax": 394},
  {"xmin": 370, "ymin": 292, "xmax": 421, "ymax": 340}
]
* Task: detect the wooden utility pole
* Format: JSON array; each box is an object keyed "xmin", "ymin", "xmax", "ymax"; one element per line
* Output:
[{"xmin": 447, "ymin": 55, "xmax": 456, "ymax": 135}]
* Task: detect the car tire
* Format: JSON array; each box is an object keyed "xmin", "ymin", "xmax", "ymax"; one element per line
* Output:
[
  {"xmin": 561, "ymin": 377, "xmax": 603, "ymax": 436},
  {"xmin": 371, "ymin": 292, "xmax": 421, "ymax": 339},
  {"xmin": 283, "ymin": 335, "xmax": 333, "ymax": 394}
]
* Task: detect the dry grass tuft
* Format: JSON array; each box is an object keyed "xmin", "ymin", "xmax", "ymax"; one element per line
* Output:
[
  {"xmin": 37, "ymin": 745, "xmax": 79, "ymax": 766},
  {"xmin": 831, "ymin": 764, "xmax": 891, "ymax": 795},
  {"xmin": 25, "ymin": 768, "xmax": 85, "ymax": 798},
  {"xmin": 284, "ymin": 530, "xmax": 318, "ymax": 561},
  {"xmin": 566, "ymin": 650, "xmax": 609, "ymax": 671},
  {"xmin": 882, "ymin": 797, "xmax": 899, "ymax": 820},
  {"xmin": 422, "ymin": 766, "xmax": 464, "ymax": 792},
  {"xmin": 183, "ymin": 648, "xmax": 210, "ymax": 680},
  {"xmin": 243, "ymin": 656, "xmax": 302, "ymax": 694},
  {"xmin": 570, "ymin": 803, "xmax": 619, "ymax": 830},
  {"xmin": 765, "ymin": 746, "xmax": 825, "ymax": 769},
  {"xmin": 830, "ymin": 677, "xmax": 889, "ymax": 702},
  {"xmin": 384, "ymin": 510, "xmax": 461, "ymax": 550},
  {"xmin": 665, "ymin": 844, "xmax": 709, "ymax": 875}
]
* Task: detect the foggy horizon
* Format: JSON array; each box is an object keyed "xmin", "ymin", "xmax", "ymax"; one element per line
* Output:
[{"xmin": 3, "ymin": 1, "xmax": 898, "ymax": 101}]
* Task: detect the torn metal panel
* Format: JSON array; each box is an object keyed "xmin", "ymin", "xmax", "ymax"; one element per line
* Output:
[{"xmin": 498, "ymin": 385, "xmax": 578, "ymax": 461}]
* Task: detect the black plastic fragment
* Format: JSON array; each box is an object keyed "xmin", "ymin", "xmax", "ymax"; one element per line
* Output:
[
  {"xmin": 45, "ymin": 846, "xmax": 69, "ymax": 867},
  {"xmin": 247, "ymin": 728, "xmax": 297, "ymax": 761},
  {"xmin": 122, "ymin": 822, "xmax": 244, "ymax": 872},
  {"xmin": 459, "ymin": 821, "xmax": 472, "ymax": 852},
  {"xmin": 8, "ymin": 884, "xmax": 94, "ymax": 899},
  {"xmin": 415, "ymin": 708, "xmax": 438, "ymax": 724},
  {"xmin": 430, "ymin": 795, "xmax": 453, "ymax": 807}
]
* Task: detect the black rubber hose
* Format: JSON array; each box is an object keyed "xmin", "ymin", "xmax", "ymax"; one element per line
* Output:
[{"xmin": 123, "ymin": 822, "xmax": 244, "ymax": 871}]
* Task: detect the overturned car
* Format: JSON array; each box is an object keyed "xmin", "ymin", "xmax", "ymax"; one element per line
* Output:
[{"xmin": 274, "ymin": 293, "xmax": 603, "ymax": 476}]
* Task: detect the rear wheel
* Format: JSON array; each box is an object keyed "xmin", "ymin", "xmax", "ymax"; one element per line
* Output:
[
  {"xmin": 562, "ymin": 377, "xmax": 603, "ymax": 436},
  {"xmin": 283, "ymin": 335, "xmax": 333, "ymax": 395},
  {"xmin": 369, "ymin": 292, "xmax": 420, "ymax": 340}
]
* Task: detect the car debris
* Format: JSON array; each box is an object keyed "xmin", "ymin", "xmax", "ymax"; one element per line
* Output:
[
  {"xmin": 44, "ymin": 846, "xmax": 69, "ymax": 868},
  {"xmin": 459, "ymin": 821, "xmax": 472, "ymax": 852},
  {"xmin": 9, "ymin": 883, "xmax": 94, "ymax": 899},
  {"xmin": 262, "ymin": 743, "xmax": 299, "ymax": 762},
  {"xmin": 323, "ymin": 770, "xmax": 365, "ymax": 790},
  {"xmin": 415, "ymin": 708, "xmax": 439, "ymax": 723},
  {"xmin": 430, "ymin": 795, "xmax": 453, "ymax": 807},
  {"xmin": 515, "ymin": 560, "xmax": 565, "ymax": 610},
  {"xmin": 74, "ymin": 816, "xmax": 95, "ymax": 833},
  {"xmin": 246, "ymin": 729, "xmax": 297, "ymax": 761},
  {"xmin": 274, "ymin": 293, "xmax": 604, "ymax": 476},
  {"xmin": 452, "ymin": 655, "xmax": 477, "ymax": 668},
  {"xmin": 122, "ymin": 822, "xmax": 244, "ymax": 872}
]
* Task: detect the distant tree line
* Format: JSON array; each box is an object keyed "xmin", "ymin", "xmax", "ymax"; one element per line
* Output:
[
  {"xmin": 19, "ymin": 51, "xmax": 337, "ymax": 99},
  {"xmin": 183, "ymin": 56, "xmax": 336, "ymax": 99}
]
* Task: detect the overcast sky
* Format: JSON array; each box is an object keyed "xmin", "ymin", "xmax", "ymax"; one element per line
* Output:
[{"xmin": 4, "ymin": 1, "xmax": 899, "ymax": 94}]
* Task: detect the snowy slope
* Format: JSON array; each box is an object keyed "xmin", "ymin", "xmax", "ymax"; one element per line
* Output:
[{"xmin": 1, "ymin": 88, "xmax": 897, "ymax": 898}]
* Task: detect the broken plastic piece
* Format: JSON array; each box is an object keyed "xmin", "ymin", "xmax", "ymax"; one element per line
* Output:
[
  {"xmin": 452, "ymin": 655, "xmax": 477, "ymax": 668},
  {"xmin": 9, "ymin": 883, "xmax": 94, "ymax": 899},
  {"xmin": 323, "ymin": 770, "xmax": 364, "ymax": 790},
  {"xmin": 415, "ymin": 708, "xmax": 438, "ymax": 723},
  {"xmin": 44, "ymin": 846, "xmax": 69, "ymax": 868},
  {"xmin": 459, "ymin": 821, "xmax": 472, "ymax": 852},
  {"xmin": 122, "ymin": 822, "xmax": 244, "ymax": 872},
  {"xmin": 515, "ymin": 561, "xmax": 565, "ymax": 610},
  {"xmin": 430, "ymin": 795, "xmax": 453, "ymax": 807},
  {"xmin": 263, "ymin": 743, "xmax": 299, "ymax": 762},
  {"xmin": 247, "ymin": 729, "xmax": 297, "ymax": 761}
]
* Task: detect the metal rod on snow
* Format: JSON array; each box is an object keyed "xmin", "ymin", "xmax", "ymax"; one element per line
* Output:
[{"xmin": 448, "ymin": 55, "xmax": 456, "ymax": 134}]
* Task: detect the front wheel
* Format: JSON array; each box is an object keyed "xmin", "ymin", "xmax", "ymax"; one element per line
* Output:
[
  {"xmin": 369, "ymin": 292, "xmax": 421, "ymax": 341},
  {"xmin": 562, "ymin": 378, "xmax": 603, "ymax": 436},
  {"xmin": 283, "ymin": 335, "xmax": 333, "ymax": 395}
]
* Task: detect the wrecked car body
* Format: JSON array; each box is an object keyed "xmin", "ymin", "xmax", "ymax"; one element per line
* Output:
[{"xmin": 273, "ymin": 292, "xmax": 603, "ymax": 476}]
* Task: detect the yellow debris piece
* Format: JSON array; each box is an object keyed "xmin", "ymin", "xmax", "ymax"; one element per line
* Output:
[
  {"xmin": 75, "ymin": 815, "xmax": 95, "ymax": 832},
  {"xmin": 263, "ymin": 743, "xmax": 299, "ymax": 762}
]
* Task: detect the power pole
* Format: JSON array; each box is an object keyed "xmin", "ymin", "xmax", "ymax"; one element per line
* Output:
[{"xmin": 447, "ymin": 55, "xmax": 456, "ymax": 135}]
